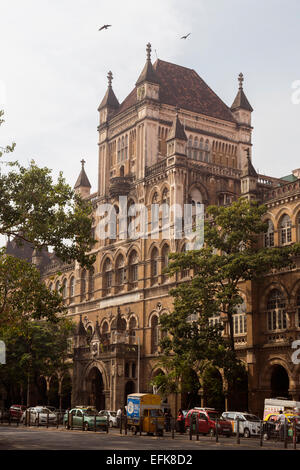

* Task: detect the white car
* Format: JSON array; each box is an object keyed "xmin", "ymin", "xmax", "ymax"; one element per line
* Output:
[
  {"xmin": 221, "ymin": 411, "xmax": 261, "ymax": 438},
  {"xmin": 21, "ymin": 406, "xmax": 57, "ymax": 425},
  {"xmin": 98, "ymin": 410, "xmax": 118, "ymax": 427}
]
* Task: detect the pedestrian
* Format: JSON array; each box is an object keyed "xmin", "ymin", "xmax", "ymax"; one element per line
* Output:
[
  {"xmin": 117, "ymin": 408, "xmax": 122, "ymax": 428},
  {"xmin": 164, "ymin": 409, "xmax": 171, "ymax": 432},
  {"xmin": 176, "ymin": 409, "xmax": 185, "ymax": 434},
  {"xmin": 277, "ymin": 410, "xmax": 287, "ymax": 441}
]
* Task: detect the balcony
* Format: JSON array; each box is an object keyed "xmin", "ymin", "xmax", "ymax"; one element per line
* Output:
[{"xmin": 109, "ymin": 176, "xmax": 133, "ymax": 197}]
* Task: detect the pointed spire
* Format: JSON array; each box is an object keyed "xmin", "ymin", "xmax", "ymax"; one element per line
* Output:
[
  {"xmin": 76, "ymin": 315, "xmax": 87, "ymax": 336},
  {"xmin": 242, "ymin": 148, "xmax": 257, "ymax": 177},
  {"xmin": 167, "ymin": 107, "xmax": 187, "ymax": 142},
  {"xmin": 98, "ymin": 70, "xmax": 120, "ymax": 111},
  {"xmin": 231, "ymin": 73, "xmax": 253, "ymax": 112},
  {"xmin": 74, "ymin": 159, "xmax": 91, "ymax": 189},
  {"xmin": 136, "ymin": 43, "xmax": 160, "ymax": 86}
]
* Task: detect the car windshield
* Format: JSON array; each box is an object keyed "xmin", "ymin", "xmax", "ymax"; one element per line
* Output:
[
  {"xmin": 83, "ymin": 410, "xmax": 97, "ymax": 416},
  {"xmin": 243, "ymin": 414, "xmax": 260, "ymax": 422},
  {"xmin": 34, "ymin": 408, "xmax": 52, "ymax": 414},
  {"xmin": 207, "ymin": 412, "xmax": 223, "ymax": 420},
  {"xmin": 109, "ymin": 412, "xmax": 116, "ymax": 417},
  {"xmin": 150, "ymin": 409, "xmax": 163, "ymax": 417}
]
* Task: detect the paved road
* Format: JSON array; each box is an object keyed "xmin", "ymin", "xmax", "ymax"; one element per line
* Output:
[{"xmin": 0, "ymin": 425, "xmax": 295, "ymax": 451}]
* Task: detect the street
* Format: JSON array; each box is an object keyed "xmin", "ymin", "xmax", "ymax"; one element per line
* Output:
[{"xmin": 0, "ymin": 425, "xmax": 296, "ymax": 451}]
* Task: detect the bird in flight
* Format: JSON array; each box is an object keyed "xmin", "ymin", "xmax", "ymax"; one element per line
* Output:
[
  {"xmin": 181, "ymin": 33, "xmax": 191, "ymax": 39},
  {"xmin": 99, "ymin": 24, "xmax": 112, "ymax": 31}
]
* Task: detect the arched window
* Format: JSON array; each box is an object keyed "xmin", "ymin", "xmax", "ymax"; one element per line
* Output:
[
  {"xmin": 161, "ymin": 244, "xmax": 170, "ymax": 284},
  {"xmin": 151, "ymin": 247, "xmax": 159, "ymax": 285},
  {"xmin": 55, "ymin": 280, "xmax": 60, "ymax": 292},
  {"xmin": 116, "ymin": 255, "xmax": 125, "ymax": 291},
  {"xmin": 151, "ymin": 315, "xmax": 159, "ymax": 353},
  {"xmin": 180, "ymin": 243, "xmax": 189, "ymax": 279},
  {"xmin": 49, "ymin": 282, "xmax": 53, "ymax": 292},
  {"xmin": 129, "ymin": 317, "xmax": 136, "ymax": 344},
  {"xmin": 129, "ymin": 251, "xmax": 138, "ymax": 288},
  {"xmin": 70, "ymin": 276, "xmax": 75, "ymax": 298},
  {"xmin": 193, "ymin": 137, "xmax": 198, "ymax": 160},
  {"xmin": 81, "ymin": 269, "xmax": 86, "ymax": 298},
  {"xmin": 264, "ymin": 220, "xmax": 275, "ymax": 247},
  {"xmin": 88, "ymin": 268, "xmax": 94, "ymax": 298},
  {"xmin": 187, "ymin": 136, "xmax": 193, "ymax": 158},
  {"xmin": 297, "ymin": 213, "xmax": 300, "ymax": 242},
  {"xmin": 125, "ymin": 135, "xmax": 128, "ymax": 160},
  {"xmin": 117, "ymin": 138, "xmax": 121, "ymax": 162},
  {"xmin": 267, "ymin": 289, "xmax": 287, "ymax": 331},
  {"xmin": 233, "ymin": 299, "xmax": 247, "ymax": 335},
  {"xmin": 103, "ymin": 258, "xmax": 112, "ymax": 295},
  {"xmin": 280, "ymin": 215, "xmax": 292, "ymax": 245},
  {"xmin": 296, "ymin": 290, "xmax": 300, "ymax": 328},
  {"xmin": 62, "ymin": 279, "xmax": 68, "ymax": 299}
]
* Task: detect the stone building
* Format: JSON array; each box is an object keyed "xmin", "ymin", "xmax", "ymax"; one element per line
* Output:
[{"xmin": 6, "ymin": 44, "xmax": 300, "ymax": 417}]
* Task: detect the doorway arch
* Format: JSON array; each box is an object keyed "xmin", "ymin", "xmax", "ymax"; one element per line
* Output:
[
  {"xmin": 124, "ymin": 381, "xmax": 135, "ymax": 405},
  {"xmin": 86, "ymin": 367, "xmax": 105, "ymax": 410},
  {"xmin": 270, "ymin": 365, "xmax": 290, "ymax": 399}
]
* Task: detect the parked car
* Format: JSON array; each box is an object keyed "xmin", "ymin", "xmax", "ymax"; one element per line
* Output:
[
  {"xmin": 99, "ymin": 410, "xmax": 117, "ymax": 427},
  {"xmin": 222, "ymin": 411, "xmax": 261, "ymax": 438},
  {"xmin": 185, "ymin": 408, "xmax": 232, "ymax": 437},
  {"xmin": 20, "ymin": 406, "xmax": 57, "ymax": 425},
  {"xmin": 9, "ymin": 405, "xmax": 27, "ymax": 420},
  {"xmin": 63, "ymin": 407, "xmax": 108, "ymax": 431}
]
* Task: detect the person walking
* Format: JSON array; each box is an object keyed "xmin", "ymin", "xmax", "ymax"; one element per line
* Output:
[
  {"xmin": 176, "ymin": 409, "xmax": 185, "ymax": 434},
  {"xmin": 277, "ymin": 410, "xmax": 287, "ymax": 441},
  {"xmin": 117, "ymin": 408, "xmax": 122, "ymax": 428}
]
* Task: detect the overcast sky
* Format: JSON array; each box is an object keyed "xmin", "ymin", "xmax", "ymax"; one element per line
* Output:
[{"xmin": 0, "ymin": 0, "xmax": 300, "ymax": 195}]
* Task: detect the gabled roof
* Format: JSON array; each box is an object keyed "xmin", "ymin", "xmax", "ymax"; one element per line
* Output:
[{"xmin": 117, "ymin": 59, "xmax": 236, "ymax": 123}]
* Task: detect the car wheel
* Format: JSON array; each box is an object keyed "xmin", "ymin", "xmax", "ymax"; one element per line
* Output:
[
  {"xmin": 109, "ymin": 420, "xmax": 113, "ymax": 428},
  {"xmin": 244, "ymin": 428, "xmax": 250, "ymax": 438},
  {"xmin": 65, "ymin": 422, "xmax": 69, "ymax": 430},
  {"xmin": 84, "ymin": 422, "xmax": 89, "ymax": 431},
  {"xmin": 209, "ymin": 428, "xmax": 215, "ymax": 437},
  {"xmin": 263, "ymin": 432, "xmax": 269, "ymax": 441}
]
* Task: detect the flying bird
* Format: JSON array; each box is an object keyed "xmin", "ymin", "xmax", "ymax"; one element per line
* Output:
[
  {"xmin": 99, "ymin": 24, "xmax": 112, "ymax": 31},
  {"xmin": 181, "ymin": 33, "xmax": 191, "ymax": 39}
]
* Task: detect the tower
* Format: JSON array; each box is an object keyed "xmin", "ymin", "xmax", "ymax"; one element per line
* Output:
[
  {"xmin": 231, "ymin": 73, "xmax": 253, "ymax": 170},
  {"xmin": 74, "ymin": 159, "xmax": 91, "ymax": 198}
]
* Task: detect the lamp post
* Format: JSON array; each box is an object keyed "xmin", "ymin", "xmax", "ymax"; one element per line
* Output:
[{"xmin": 137, "ymin": 336, "xmax": 140, "ymax": 393}]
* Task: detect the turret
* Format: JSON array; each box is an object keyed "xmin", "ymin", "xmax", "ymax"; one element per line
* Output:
[
  {"xmin": 74, "ymin": 159, "xmax": 91, "ymax": 198},
  {"xmin": 241, "ymin": 149, "xmax": 258, "ymax": 201},
  {"xmin": 166, "ymin": 108, "xmax": 187, "ymax": 157},
  {"xmin": 98, "ymin": 71, "xmax": 120, "ymax": 125},
  {"xmin": 136, "ymin": 43, "xmax": 160, "ymax": 102}
]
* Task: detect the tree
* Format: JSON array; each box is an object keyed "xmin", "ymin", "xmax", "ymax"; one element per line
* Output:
[
  {"xmin": 152, "ymin": 199, "xmax": 300, "ymax": 407},
  {"xmin": 167, "ymin": 199, "xmax": 300, "ymax": 351},
  {"xmin": 0, "ymin": 318, "xmax": 75, "ymax": 406}
]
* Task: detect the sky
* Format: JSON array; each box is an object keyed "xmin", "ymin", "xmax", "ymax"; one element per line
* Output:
[{"xmin": 0, "ymin": 0, "xmax": 300, "ymax": 195}]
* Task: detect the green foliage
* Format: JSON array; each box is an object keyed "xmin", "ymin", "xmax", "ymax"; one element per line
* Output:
[
  {"xmin": 152, "ymin": 198, "xmax": 300, "ymax": 402},
  {"xmin": 0, "ymin": 318, "xmax": 75, "ymax": 402}
]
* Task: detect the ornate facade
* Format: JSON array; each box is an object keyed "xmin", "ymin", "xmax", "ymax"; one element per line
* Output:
[{"xmin": 12, "ymin": 44, "xmax": 300, "ymax": 417}]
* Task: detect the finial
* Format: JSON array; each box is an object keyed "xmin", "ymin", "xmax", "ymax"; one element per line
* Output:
[
  {"xmin": 175, "ymin": 105, "xmax": 180, "ymax": 117},
  {"xmin": 146, "ymin": 43, "xmax": 151, "ymax": 62},
  {"xmin": 107, "ymin": 71, "xmax": 113, "ymax": 88},
  {"xmin": 81, "ymin": 159, "xmax": 86, "ymax": 169},
  {"xmin": 238, "ymin": 72, "xmax": 244, "ymax": 89}
]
